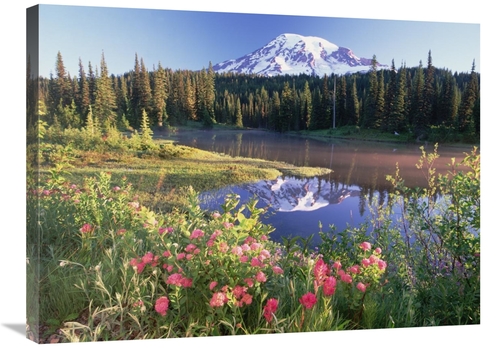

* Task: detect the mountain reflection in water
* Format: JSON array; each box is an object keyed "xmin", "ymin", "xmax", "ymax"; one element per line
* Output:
[{"xmin": 164, "ymin": 129, "xmax": 473, "ymax": 246}]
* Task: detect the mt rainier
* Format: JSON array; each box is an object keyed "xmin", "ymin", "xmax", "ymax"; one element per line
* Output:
[{"xmin": 212, "ymin": 33, "xmax": 388, "ymax": 76}]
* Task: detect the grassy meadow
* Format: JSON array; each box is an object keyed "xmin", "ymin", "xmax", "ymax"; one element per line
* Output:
[{"xmin": 26, "ymin": 122, "xmax": 480, "ymax": 343}]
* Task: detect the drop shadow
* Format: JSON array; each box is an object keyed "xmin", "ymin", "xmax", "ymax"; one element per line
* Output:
[{"xmin": 2, "ymin": 323, "xmax": 26, "ymax": 337}]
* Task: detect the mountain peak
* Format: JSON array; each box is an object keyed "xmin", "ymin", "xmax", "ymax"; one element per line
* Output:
[{"xmin": 212, "ymin": 33, "xmax": 387, "ymax": 76}]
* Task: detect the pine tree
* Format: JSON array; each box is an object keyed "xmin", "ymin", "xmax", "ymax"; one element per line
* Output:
[
  {"xmin": 364, "ymin": 55, "xmax": 379, "ymax": 128},
  {"xmin": 346, "ymin": 75, "xmax": 360, "ymax": 126},
  {"xmin": 457, "ymin": 60, "xmax": 479, "ymax": 133},
  {"xmin": 152, "ymin": 62, "xmax": 168, "ymax": 127},
  {"xmin": 235, "ymin": 97, "xmax": 243, "ymax": 127},
  {"xmin": 77, "ymin": 58, "xmax": 90, "ymax": 116},
  {"xmin": 374, "ymin": 70, "xmax": 385, "ymax": 129},
  {"xmin": 410, "ymin": 61, "xmax": 425, "ymax": 132},
  {"xmin": 320, "ymin": 74, "xmax": 332, "ymax": 129},
  {"xmin": 301, "ymin": 81, "xmax": 312, "ymax": 129},
  {"xmin": 93, "ymin": 52, "xmax": 117, "ymax": 129},
  {"xmin": 423, "ymin": 50, "xmax": 436, "ymax": 125},
  {"xmin": 336, "ymin": 76, "xmax": 347, "ymax": 127},
  {"xmin": 279, "ymin": 81, "xmax": 294, "ymax": 133}
]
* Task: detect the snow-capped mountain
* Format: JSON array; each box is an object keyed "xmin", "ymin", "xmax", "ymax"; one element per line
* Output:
[
  {"xmin": 212, "ymin": 33, "xmax": 387, "ymax": 76},
  {"xmin": 242, "ymin": 176, "xmax": 359, "ymax": 212},
  {"xmin": 200, "ymin": 176, "xmax": 360, "ymax": 213}
]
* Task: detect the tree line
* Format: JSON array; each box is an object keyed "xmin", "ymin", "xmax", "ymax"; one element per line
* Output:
[{"xmin": 32, "ymin": 50, "xmax": 480, "ymax": 141}]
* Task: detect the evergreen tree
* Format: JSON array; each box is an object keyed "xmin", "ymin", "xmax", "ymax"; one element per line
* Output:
[
  {"xmin": 346, "ymin": 75, "xmax": 360, "ymax": 126},
  {"xmin": 384, "ymin": 59, "xmax": 398, "ymax": 130},
  {"xmin": 423, "ymin": 50, "xmax": 436, "ymax": 125},
  {"xmin": 235, "ymin": 97, "xmax": 243, "ymax": 127},
  {"xmin": 320, "ymin": 74, "xmax": 332, "ymax": 129},
  {"xmin": 87, "ymin": 62, "xmax": 97, "ymax": 107},
  {"xmin": 363, "ymin": 55, "xmax": 379, "ymax": 128},
  {"xmin": 77, "ymin": 58, "xmax": 90, "ymax": 116},
  {"xmin": 410, "ymin": 61, "xmax": 425, "ymax": 133},
  {"xmin": 93, "ymin": 52, "xmax": 117, "ymax": 129},
  {"xmin": 457, "ymin": 60, "xmax": 479, "ymax": 133},
  {"xmin": 336, "ymin": 76, "xmax": 347, "ymax": 127},
  {"xmin": 301, "ymin": 81, "xmax": 312, "ymax": 129},
  {"xmin": 278, "ymin": 81, "xmax": 294, "ymax": 133},
  {"xmin": 374, "ymin": 70, "xmax": 385, "ymax": 129},
  {"xmin": 152, "ymin": 62, "xmax": 168, "ymax": 127}
]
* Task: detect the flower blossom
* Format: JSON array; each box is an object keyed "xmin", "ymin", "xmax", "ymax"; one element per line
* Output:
[
  {"xmin": 272, "ymin": 266, "xmax": 284, "ymax": 274},
  {"xmin": 79, "ymin": 223, "xmax": 93, "ymax": 234},
  {"xmin": 359, "ymin": 242, "xmax": 372, "ymax": 251},
  {"xmin": 209, "ymin": 292, "xmax": 228, "ymax": 308},
  {"xmin": 356, "ymin": 282, "xmax": 367, "ymax": 293},
  {"xmin": 263, "ymin": 298, "xmax": 279, "ymax": 323},
  {"xmin": 155, "ymin": 296, "xmax": 169, "ymax": 316},
  {"xmin": 323, "ymin": 276, "xmax": 337, "ymax": 296},
  {"xmin": 299, "ymin": 292, "xmax": 317, "ymax": 309},
  {"xmin": 255, "ymin": 271, "xmax": 267, "ymax": 283},
  {"xmin": 314, "ymin": 258, "xmax": 330, "ymax": 285},
  {"xmin": 209, "ymin": 281, "xmax": 218, "ymax": 290},
  {"xmin": 190, "ymin": 229, "xmax": 204, "ymax": 240}
]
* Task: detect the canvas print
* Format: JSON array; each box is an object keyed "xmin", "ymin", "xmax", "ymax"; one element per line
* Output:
[{"xmin": 26, "ymin": 3, "xmax": 480, "ymax": 344}]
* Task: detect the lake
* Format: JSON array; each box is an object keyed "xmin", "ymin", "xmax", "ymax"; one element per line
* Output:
[{"xmin": 159, "ymin": 129, "xmax": 473, "ymax": 246}]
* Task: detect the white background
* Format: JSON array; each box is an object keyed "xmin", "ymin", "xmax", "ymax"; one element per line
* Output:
[{"xmin": 1, "ymin": 1, "xmax": 496, "ymax": 347}]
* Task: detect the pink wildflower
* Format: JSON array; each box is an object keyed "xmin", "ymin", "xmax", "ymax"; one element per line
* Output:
[
  {"xmin": 359, "ymin": 242, "xmax": 372, "ymax": 251},
  {"xmin": 251, "ymin": 257, "xmax": 263, "ymax": 268},
  {"xmin": 190, "ymin": 229, "xmax": 204, "ymax": 240},
  {"xmin": 255, "ymin": 271, "xmax": 267, "ymax": 283},
  {"xmin": 244, "ymin": 278, "xmax": 254, "ymax": 288},
  {"xmin": 186, "ymin": 254, "xmax": 193, "ymax": 261},
  {"xmin": 263, "ymin": 298, "xmax": 279, "ymax": 323},
  {"xmin": 180, "ymin": 277, "xmax": 193, "ymax": 288},
  {"xmin": 369, "ymin": 254, "xmax": 379, "ymax": 264},
  {"xmin": 154, "ymin": 296, "xmax": 169, "ymax": 316},
  {"xmin": 223, "ymin": 222, "xmax": 234, "ymax": 229},
  {"xmin": 185, "ymin": 244, "xmax": 197, "ymax": 253},
  {"xmin": 348, "ymin": 265, "xmax": 360, "ymax": 274},
  {"xmin": 232, "ymin": 285, "xmax": 248, "ymax": 299},
  {"xmin": 79, "ymin": 223, "xmax": 93, "ymax": 234},
  {"xmin": 232, "ymin": 246, "xmax": 243, "ymax": 256},
  {"xmin": 212, "ymin": 212, "xmax": 221, "ymax": 219},
  {"xmin": 272, "ymin": 266, "xmax": 284, "ymax": 275},
  {"xmin": 356, "ymin": 282, "xmax": 367, "ymax": 293},
  {"xmin": 375, "ymin": 247, "xmax": 382, "ymax": 254},
  {"xmin": 250, "ymin": 242, "xmax": 262, "ymax": 251},
  {"xmin": 112, "ymin": 186, "xmax": 121, "ymax": 192},
  {"xmin": 142, "ymin": 252, "xmax": 154, "ymax": 264},
  {"xmin": 314, "ymin": 258, "xmax": 330, "ymax": 285},
  {"xmin": 166, "ymin": 273, "xmax": 184, "ymax": 286},
  {"xmin": 238, "ymin": 293, "xmax": 252, "ymax": 306},
  {"xmin": 209, "ymin": 281, "xmax": 218, "ymax": 290},
  {"xmin": 116, "ymin": 228, "xmax": 126, "ymax": 236},
  {"xmin": 218, "ymin": 242, "xmax": 229, "ymax": 253},
  {"xmin": 378, "ymin": 260, "xmax": 387, "ymax": 270},
  {"xmin": 240, "ymin": 256, "xmax": 249, "ymax": 263},
  {"xmin": 341, "ymin": 273, "xmax": 353, "ymax": 284},
  {"xmin": 323, "ymin": 276, "xmax": 337, "ymax": 296},
  {"xmin": 259, "ymin": 249, "xmax": 271, "ymax": 260},
  {"xmin": 299, "ymin": 292, "xmax": 317, "ymax": 309},
  {"xmin": 241, "ymin": 244, "xmax": 251, "ymax": 252},
  {"xmin": 162, "ymin": 250, "xmax": 171, "ymax": 258},
  {"xmin": 176, "ymin": 253, "xmax": 186, "ymax": 260},
  {"xmin": 333, "ymin": 261, "xmax": 342, "ymax": 270},
  {"xmin": 209, "ymin": 292, "xmax": 228, "ymax": 308},
  {"xmin": 362, "ymin": 258, "xmax": 371, "ymax": 267}
]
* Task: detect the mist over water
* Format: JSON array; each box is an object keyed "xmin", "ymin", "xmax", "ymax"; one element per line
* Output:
[{"xmin": 162, "ymin": 129, "xmax": 471, "ymax": 245}]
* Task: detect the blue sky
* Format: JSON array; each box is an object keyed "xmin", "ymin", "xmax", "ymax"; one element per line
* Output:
[{"xmin": 38, "ymin": 3, "xmax": 480, "ymax": 78}]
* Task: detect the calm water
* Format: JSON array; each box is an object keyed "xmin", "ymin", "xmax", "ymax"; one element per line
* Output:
[{"xmin": 159, "ymin": 129, "xmax": 473, "ymax": 246}]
